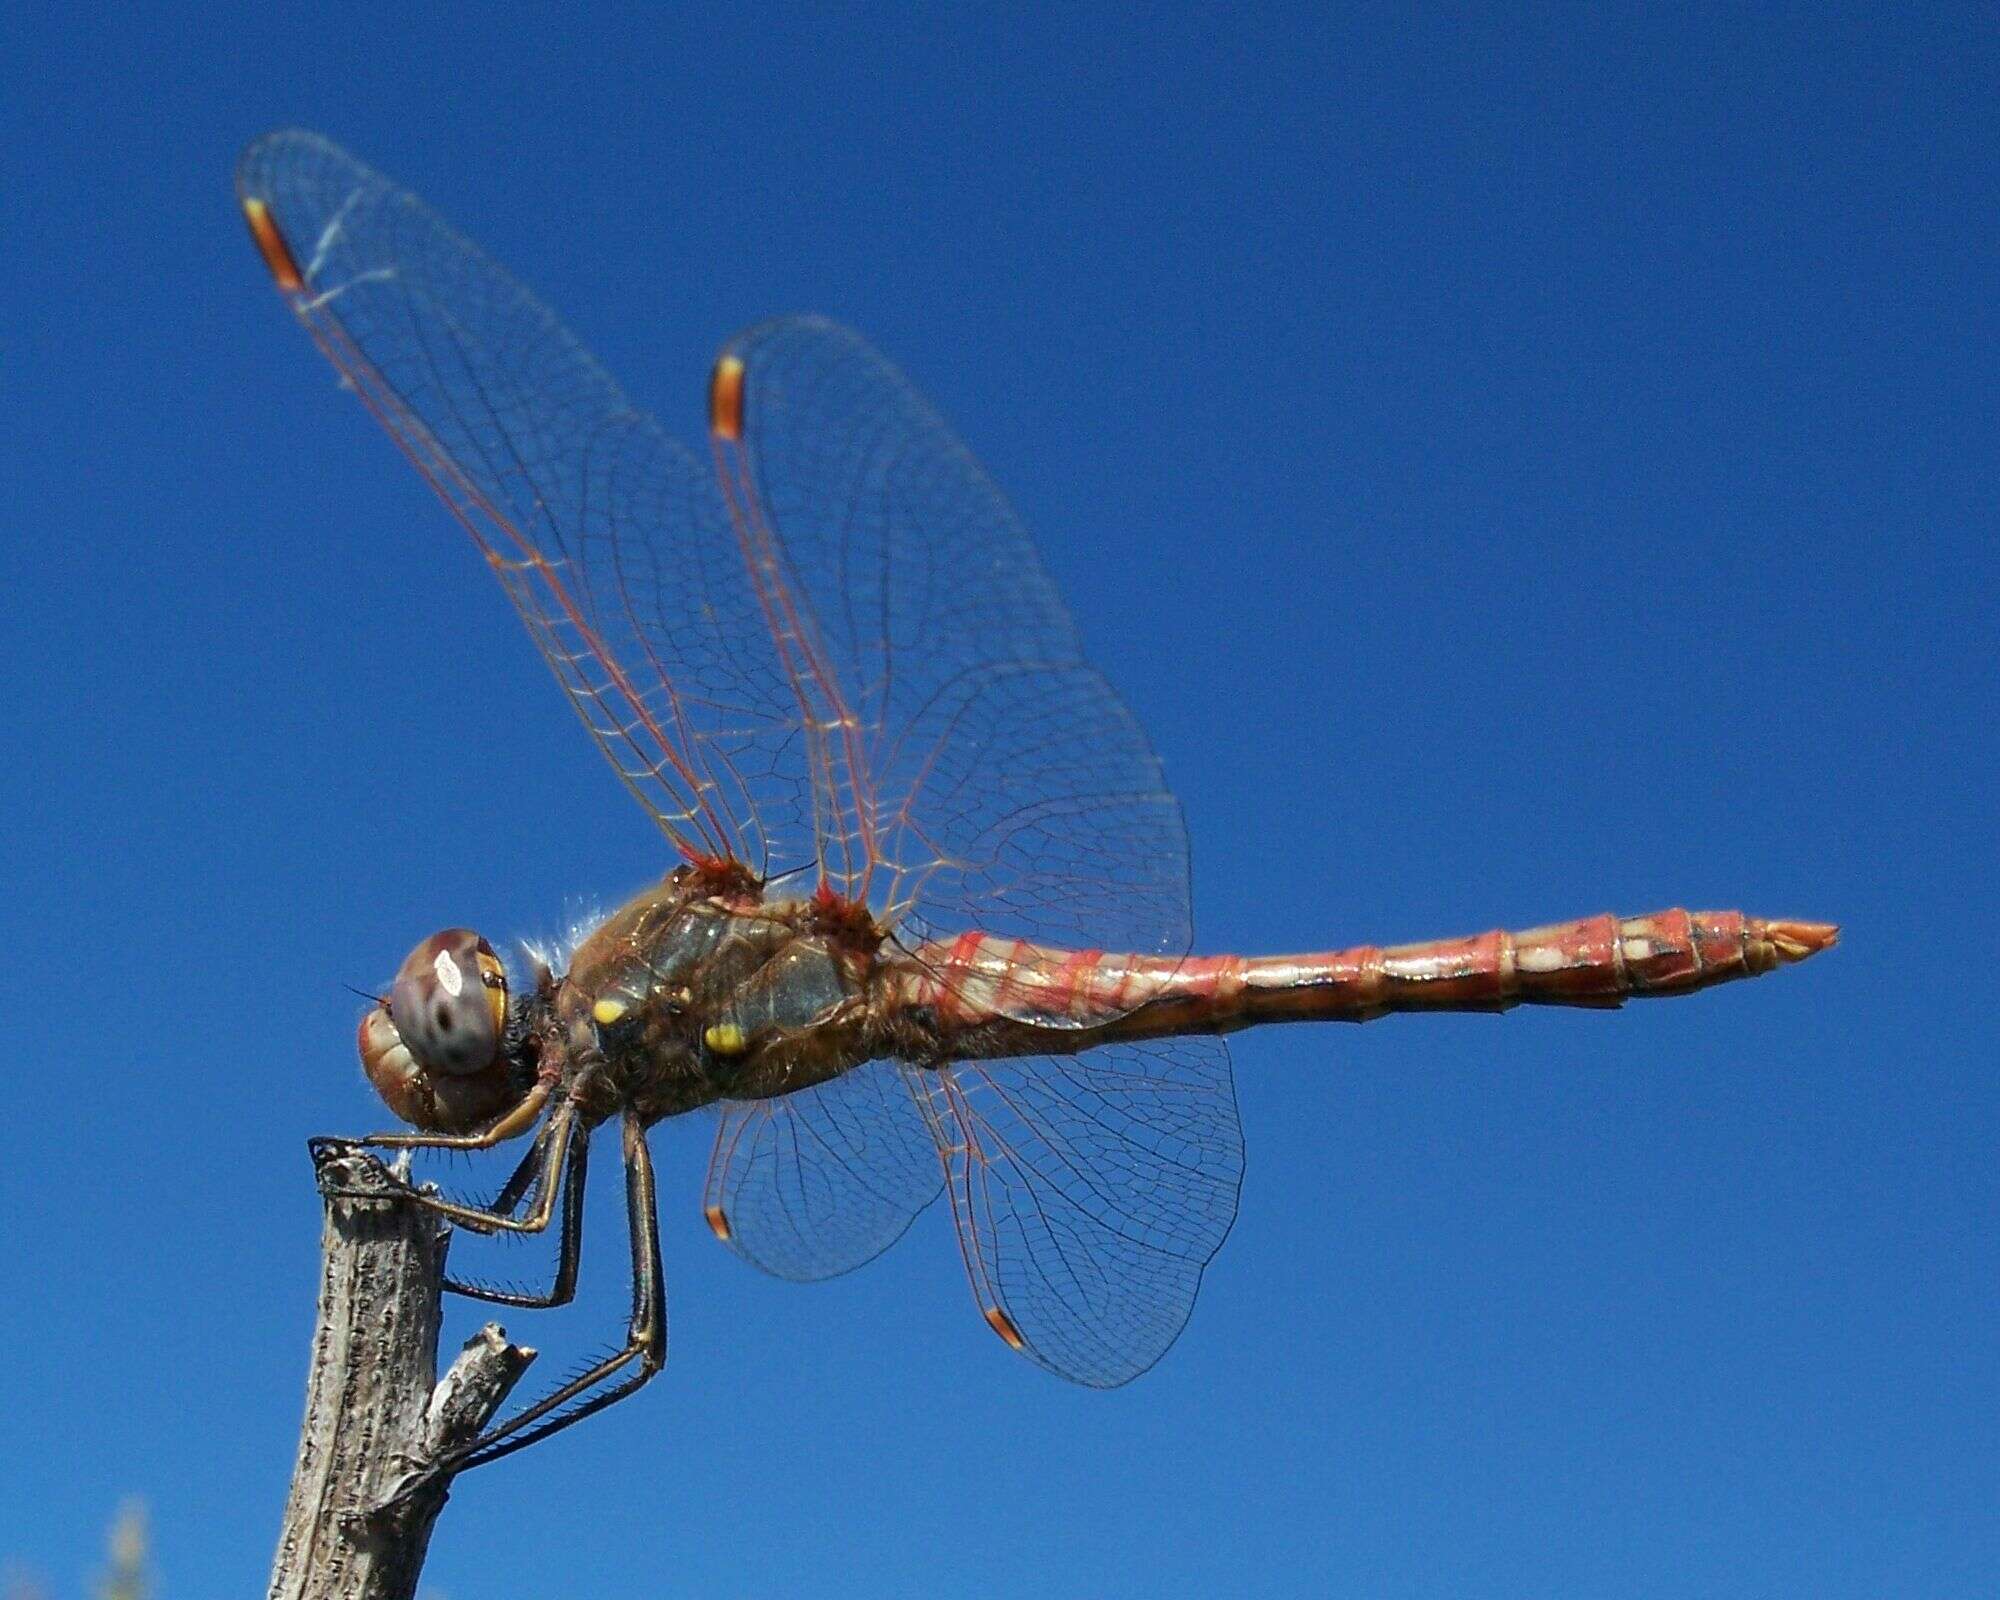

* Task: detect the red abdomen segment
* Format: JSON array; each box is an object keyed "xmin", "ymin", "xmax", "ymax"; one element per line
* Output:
[{"xmin": 904, "ymin": 910, "xmax": 1836, "ymax": 1051}]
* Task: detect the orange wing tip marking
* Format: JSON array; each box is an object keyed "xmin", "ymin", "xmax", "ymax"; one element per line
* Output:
[
  {"xmin": 983, "ymin": 1305, "xmax": 1026, "ymax": 1351},
  {"xmin": 704, "ymin": 1204, "xmax": 733, "ymax": 1241},
  {"xmin": 709, "ymin": 354, "xmax": 745, "ymax": 440},
  {"xmin": 1754, "ymin": 918, "xmax": 1840, "ymax": 963},
  {"xmin": 241, "ymin": 197, "xmax": 304, "ymax": 292}
]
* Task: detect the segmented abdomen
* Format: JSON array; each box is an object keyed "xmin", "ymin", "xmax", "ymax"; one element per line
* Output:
[{"xmin": 893, "ymin": 909, "xmax": 1836, "ymax": 1055}]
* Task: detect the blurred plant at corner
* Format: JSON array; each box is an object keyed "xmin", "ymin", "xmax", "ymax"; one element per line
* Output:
[
  {"xmin": 97, "ymin": 1504, "xmax": 148, "ymax": 1600},
  {"xmin": 2, "ymin": 1501, "xmax": 149, "ymax": 1600}
]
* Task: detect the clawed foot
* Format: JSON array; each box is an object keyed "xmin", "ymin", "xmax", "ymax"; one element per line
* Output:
[
  {"xmin": 306, "ymin": 1136, "xmax": 504, "ymax": 1233},
  {"xmin": 307, "ymin": 1136, "xmax": 421, "ymax": 1205},
  {"xmin": 307, "ymin": 1134, "xmax": 366, "ymax": 1167},
  {"xmin": 341, "ymin": 1449, "xmax": 463, "ymax": 1538}
]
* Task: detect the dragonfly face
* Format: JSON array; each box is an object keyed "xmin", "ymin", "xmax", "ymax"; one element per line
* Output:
[{"xmin": 358, "ymin": 927, "xmax": 523, "ymax": 1133}]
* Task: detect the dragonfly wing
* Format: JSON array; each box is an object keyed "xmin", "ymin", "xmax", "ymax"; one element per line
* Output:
[
  {"xmin": 703, "ymin": 1061, "xmax": 943, "ymax": 1281},
  {"xmin": 903, "ymin": 1038, "xmax": 1242, "ymax": 1387},
  {"xmin": 237, "ymin": 131, "xmax": 805, "ymax": 869},
  {"xmin": 242, "ymin": 136, "xmax": 1194, "ymax": 947},
  {"xmin": 715, "ymin": 319, "xmax": 1193, "ymax": 1000}
]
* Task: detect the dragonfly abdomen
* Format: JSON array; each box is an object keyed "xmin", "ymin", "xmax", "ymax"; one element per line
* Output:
[
  {"xmin": 1203, "ymin": 909, "xmax": 1838, "ymax": 1026},
  {"xmin": 898, "ymin": 909, "xmax": 1836, "ymax": 1056}
]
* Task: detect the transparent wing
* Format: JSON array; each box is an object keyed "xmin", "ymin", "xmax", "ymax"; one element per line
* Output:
[
  {"xmin": 903, "ymin": 1038, "xmax": 1242, "ymax": 1387},
  {"xmin": 237, "ymin": 130, "xmax": 803, "ymax": 868},
  {"xmin": 702, "ymin": 1062, "xmax": 943, "ymax": 1281},
  {"xmin": 244, "ymin": 133, "xmax": 1240, "ymax": 1385},
  {"xmin": 242, "ymin": 131, "xmax": 1194, "ymax": 1025},
  {"xmin": 714, "ymin": 319, "xmax": 1194, "ymax": 993}
]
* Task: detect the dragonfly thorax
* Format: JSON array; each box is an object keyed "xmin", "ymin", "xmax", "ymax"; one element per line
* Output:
[{"xmin": 555, "ymin": 874, "xmax": 887, "ymax": 1123}]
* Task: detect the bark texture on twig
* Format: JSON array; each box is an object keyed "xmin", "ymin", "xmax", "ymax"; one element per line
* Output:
[{"xmin": 268, "ymin": 1151, "xmax": 534, "ymax": 1600}]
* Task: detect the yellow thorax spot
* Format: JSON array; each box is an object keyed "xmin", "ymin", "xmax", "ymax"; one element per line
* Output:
[
  {"xmin": 593, "ymin": 998, "xmax": 629, "ymax": 1026},
  {"xmin": 704, "ymin": 1022, "xmax": 748, "ymax": 1056}
]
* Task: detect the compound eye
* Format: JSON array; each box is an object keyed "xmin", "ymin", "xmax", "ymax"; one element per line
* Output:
[{"xmin": 388, "ymin": 928, "xmax": 507, "ymax": 1076}]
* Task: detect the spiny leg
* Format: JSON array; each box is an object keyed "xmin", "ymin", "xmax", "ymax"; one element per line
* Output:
[
  {"xmin": 448, "ymin": 1110, "xmax": 666, "ymax": 1473},
  {"xmin": 349, "ymin": 1080, "xmax": 554, "ymax": 1153},
  {"xmin": 442, "ymin": 1122, "xmax": 590, "ymax": 1309},
  {"xmin": 412, "ymin": 1100, "xmax": 580, "ymax": 1236},
  {"xmin": 315, "ymin": 1097, "xmax": 583, "ymax": 1239},
  {"xmin": 479, "ymin": 1117, "xmax": 557, "ymax": 1217},
  {"xmin": 383, "ymin": 1113, "xmax": 548, "ymax": 1231},
  {"xmin": 306, "ymin": 1080, "xmax": 558, "ymax": 1217}
]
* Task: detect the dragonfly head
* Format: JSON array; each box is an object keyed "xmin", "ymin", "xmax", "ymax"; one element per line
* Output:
[{"xmin": 357, "ymin": 928, "xmax": 524, "ymax": 1132}]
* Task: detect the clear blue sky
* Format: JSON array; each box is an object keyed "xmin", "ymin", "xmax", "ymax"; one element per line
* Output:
[{"xmin": 2, "ymin": 4, "xmax": 1993, "ymax": 1595}]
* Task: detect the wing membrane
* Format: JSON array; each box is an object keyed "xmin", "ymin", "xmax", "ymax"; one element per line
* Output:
[
  {"xmin": 702, "ymin": 1061, "xmax": 943, "ymax": 1281},
  {"xmin": 241, "ymin": 135, "xmax": 1194, "ymax": 999},
  {"xmin": 237, "ymin": 130, "xmax": 794, "ymax": 866},
  {"xmin": 905, "ymin": 1039, "xmax": 1242, "ymax": 1387},
  {"xmin": 713, "ymin": 319, "xmax": 1194, "ymax": 977}
]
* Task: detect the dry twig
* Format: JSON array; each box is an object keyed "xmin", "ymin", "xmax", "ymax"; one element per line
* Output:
[{"xmin": 267, "ymin": 1151, "xmax": 534, "ymax": 1600}]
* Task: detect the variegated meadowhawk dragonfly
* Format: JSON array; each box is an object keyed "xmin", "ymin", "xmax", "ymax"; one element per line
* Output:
[{"xmin": 239, "ymin": 130, "xmax": 1834, "ymax": 1472}]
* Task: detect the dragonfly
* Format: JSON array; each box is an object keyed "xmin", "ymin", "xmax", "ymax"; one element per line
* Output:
[{"xmin": 239, "ymin": 129, "xmax": 1834, "ymax": 1474}]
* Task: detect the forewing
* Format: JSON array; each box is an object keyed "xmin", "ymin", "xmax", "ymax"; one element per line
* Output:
[
  {"xmin": 237, "ymin": 130, "xmax": 803, "ymax": 867},
  {"xmin": 715, "ymin": 319, "xmax": 1194, "ymax": 995},
  {"xmin": 702, "ymin": 1061, "xmax": 943, "ymax": 1281},
  {"xmin": 242, "ymin": 136, "xmax": 1195, "ymax": 955},
  {"xmin": 903, "ymin": 1039, "xmax": 1242, "ymax": 1387}
]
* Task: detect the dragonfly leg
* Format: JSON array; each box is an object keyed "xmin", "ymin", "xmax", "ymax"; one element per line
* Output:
[
  {"xmin": 350, "ymin": 1079, "xmax": 555, "ymax": 1152},
  {"xmin": 441, "ymin": 1123, "xmax": 590, "ymax": 1309},
  {"xmin": 312, "ymin": 1097, "xmax": 582, "ymax": 1238},
  {"xmin": 444, "ymin": 1110, "xmax": 665, "ymax": 1473},
  {"xmin": 470, "ymin": 1117, "xmax": 556, "ymax": 1217}
]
